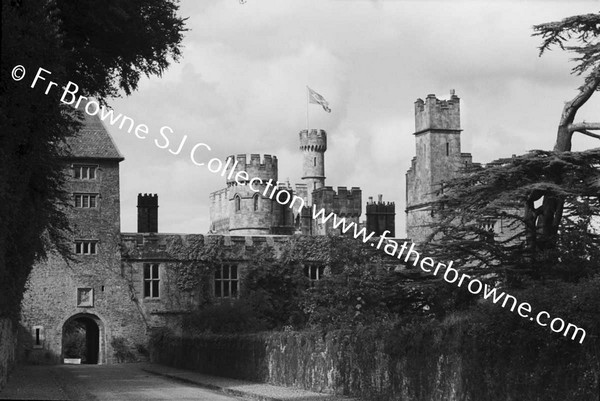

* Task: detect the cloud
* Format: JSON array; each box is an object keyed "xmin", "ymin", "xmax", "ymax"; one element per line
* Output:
[{"xmin": 104, "ymin": 0, "xmax": 600, "ymax": 236}]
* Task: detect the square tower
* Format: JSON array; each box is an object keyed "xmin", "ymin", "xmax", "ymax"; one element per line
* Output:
[{"xmin": 405, "ymin": 91, "xmax": 472, "ymax": 243}]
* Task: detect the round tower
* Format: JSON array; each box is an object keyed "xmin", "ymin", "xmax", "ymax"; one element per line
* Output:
[
  {"xmin": 224, "ymin": 154, "xmax": 282, "ymax": 235},
  {"xmin": 299, "ymin": 129, "xmax": 327, "ymax": 205}
]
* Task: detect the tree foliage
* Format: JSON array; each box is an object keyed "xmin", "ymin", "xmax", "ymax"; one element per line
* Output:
[
  {"xmin": 55, "ymin": 0, "xmax": 187, "ymax": 100},
  {"xmin": 0, "ymin": 0, "xmax": 186, "ymax": 318},
  {"xmin": 426, "ymin": 150, "xmax": 600, "ymax": 282}
]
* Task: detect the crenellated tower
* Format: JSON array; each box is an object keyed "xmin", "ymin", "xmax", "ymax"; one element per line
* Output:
[
  {"xmin": 405, "ymin": 90, "xmax": 473, "ymax": 243},
  {"xmin": 366, "ymin": 194, "xmax": 395, "ymax": 237},
  {"xmin": 209, "ymin": 154, "xmax": 295, "ymax": 235},
  {"xmin": 299, "ymin": 129, "xmax": 327, "ymax": 205}
]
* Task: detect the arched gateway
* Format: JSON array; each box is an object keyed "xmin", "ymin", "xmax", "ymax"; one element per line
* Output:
[{"xmin": 61, "ymin": 313, "xmax": 105, "ymax": 364}]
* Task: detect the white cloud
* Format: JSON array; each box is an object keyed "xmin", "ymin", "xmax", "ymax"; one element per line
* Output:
[{"xmin": 104, "ymin": 0, "xmax": 600, "ymax": 236}]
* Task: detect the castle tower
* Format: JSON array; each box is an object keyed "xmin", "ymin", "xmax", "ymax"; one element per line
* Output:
[
  {"xmin": 137, "ymin": 193, "xmax": 158, "ymax": 233},
  {"xmin": 366, "ymin": 194, "xmax": 395, "ymax": 237},
  {"xmin": 405, "ymin": 90, "xmax": 472, "ymax": 243},
  {"xmin": 209, "ymin": 154, "xmax": 296, "ymax": 235},
  {"xmin": 299, "ymin": 129, "xmax": 327, "ymax": 205}
]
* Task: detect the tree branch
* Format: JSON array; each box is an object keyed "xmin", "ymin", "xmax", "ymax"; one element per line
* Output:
[
  {"xmin": 561, "ymin": 73, "xmax": 600, "ymax": 126},
  {"xmin": 574, "ymin": 128, "xmax": 600, "ymax": 140},
  {"xmin": 569, "ymin": 122, "xmax": 600, "ymax": 131}
]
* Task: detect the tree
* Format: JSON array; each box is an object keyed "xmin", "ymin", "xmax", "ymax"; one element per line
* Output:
[
  {"xmin": 524, "ymin": 14, "xmax": 600, "ymax": 252},
  {"xmin": 421, "ymin": 13, "xmax": 600, "ymax": 282},
  {"xmin": 426, "ymin": 150, "xmax": 600, "ymax": 282},
  {"xmin": 0, "ymin": 0, "xmax": 186, "ymax": 318}
]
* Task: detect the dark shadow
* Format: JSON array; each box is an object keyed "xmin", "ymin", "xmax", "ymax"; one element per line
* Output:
[{"xmin": 62, "ymin": 315, "xmax": 101, "ymax": 364}]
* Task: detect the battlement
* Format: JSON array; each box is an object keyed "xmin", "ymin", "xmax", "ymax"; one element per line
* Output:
[
  {"xmin": 366, "ymin": 197, "xmax": 395, "ymax": 207},
  {"xmin": 414, "ymin": 90, "xmax": 461, "ymax": 133},
  {"xmin": 313, "ymin": 186, "xmax": 362, "ymax": 217},
  {"xmin": 366, "ymin": 194, "xmax": 395, "ymax": 236},
  {"xmin": 137, "ymin": 193, "xmax": 158, "ymax": 207},
  {"xmin": 299, "ymin": 129, "xmax": 327, "ymax": 152},
  {"xmin": 225, "ymin": 153, "xmax": 278, "ymax": 184}
]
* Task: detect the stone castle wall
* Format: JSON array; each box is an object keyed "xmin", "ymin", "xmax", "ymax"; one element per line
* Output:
[{"xmin": 20, "ymin": 160, "xmax": 147, "ymax": 364}]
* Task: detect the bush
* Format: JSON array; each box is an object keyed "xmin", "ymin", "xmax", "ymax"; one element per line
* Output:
[
  {"xmin": 382, "ymin": 276, "xmax": 600, "ymax": 401},
  {"xmin": 110, "ymin": 337, "xmax": 136, "ymax": 363},
  {"xmin": 183, "ymin": 301, "xmax": 268, "ymax": 334}
]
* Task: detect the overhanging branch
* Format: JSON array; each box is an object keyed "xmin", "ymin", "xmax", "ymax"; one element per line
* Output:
[
  {"xmin": 569, "ymin": 122, "xmax": 600, "ymax": 133},
  {"xmin": 574, "ymin": 129, "xmax": 600, "ymax": 139}
]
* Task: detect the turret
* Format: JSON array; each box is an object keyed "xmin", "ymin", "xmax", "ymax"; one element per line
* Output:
[{"xmin": 299, "ymin": 129, "xmax": 327, "ymax": 204}]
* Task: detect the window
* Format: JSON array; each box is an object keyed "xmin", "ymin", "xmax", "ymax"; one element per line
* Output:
[
  {"xmin": 253, "ymin": 194, "xmax": 259, "ymax": 212},
  {"xmin": 143, "ymin": 263, "xmax": 160, "ymax": 298},
  {"xmin": 304, "ymin": 264, "xmax": 325, "ymax": 284},
  {"xmin": 234, "ymin": 195, "xmax": 241, "ymax": 212},
  {"xmin": 32, "ymin": 326, "xmax": 44, "ymax": 349},
  {"xmin": 74, "ymin": 194, "xmax": 98, "ymax": 208},
  {"xmin": 446, "ymin": 142, "xmax": 449, "ymax": 156},
  {"xmin": 215, "ymin": 264, "xmax": 238, "ymax": 298},
  {"xmin": 73, "ymin": 165, "xmax": 97, "ymax": 180},
  {"xmin": 314, "ymin": 157, "xmax": 316, "ymax": 166},
  {"xmin": 75, "ymin": 240, "xmax": 97, "ymax": 255}
]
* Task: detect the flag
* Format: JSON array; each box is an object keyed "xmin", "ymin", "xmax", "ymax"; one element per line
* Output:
[{"xmin": 307, "ymin": 86, "xmax": 331, "ymax": 113}]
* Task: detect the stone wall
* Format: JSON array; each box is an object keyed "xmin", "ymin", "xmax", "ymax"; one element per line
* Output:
[
  {"xmin": 150, "ymin": 329, "xmax": 464, "ymax": 400},
  {"xmin": 0, "ymin": 318, "xmax": 16, "ymax": 391},
  {"xmin": 20, "ymin": 159, "xmax": 147, "ymax": 365}
]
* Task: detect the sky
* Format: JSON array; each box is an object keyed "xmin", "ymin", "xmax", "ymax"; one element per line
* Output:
[{"xmin": 105, "ymin": 0, "xmax": 600, "ymax": 236}]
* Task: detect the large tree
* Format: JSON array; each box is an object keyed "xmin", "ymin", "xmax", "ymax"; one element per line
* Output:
[
  {"xmin": 422, "ymin": 13, "xmax": 600, "ymax": 283},
  {"xmin": 0, "ymin": 0, "xmax": 186, "ymax": 318},
  {"xmin": 522, "ymin": 14, "xmax": 600, "ymax": 253}
]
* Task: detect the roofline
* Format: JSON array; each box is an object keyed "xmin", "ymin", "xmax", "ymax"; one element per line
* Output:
[{"xmin": 61, "ymin": 155, "xmax": 125, "ymax": 162}]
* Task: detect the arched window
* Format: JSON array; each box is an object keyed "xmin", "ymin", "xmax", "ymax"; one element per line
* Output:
[
  {"xmin": 234, "ymin": 195, "xmax": 241, "ymax": 212},
  {"xmin": 253, "ymin": 194, "xmax": 259, "ymax": 211}
]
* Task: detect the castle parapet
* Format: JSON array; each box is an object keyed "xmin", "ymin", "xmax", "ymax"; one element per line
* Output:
[
  {"xmin": 313, "ymin": 186, "xmax": 362, "ymax": 217},
  {"xmin": 225, "ymin": 153, "xmax": 278, "ymax": 184},
  {"xmin": 414, "ymin": 90, "xmax": 461, "ymax": 133},
  {"xmin": 299, "ymin": 129, "xmax": 327, "ymax": 152}
]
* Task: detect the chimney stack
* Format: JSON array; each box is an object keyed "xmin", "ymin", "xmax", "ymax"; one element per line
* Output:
[{"xmin": 137, "ymin": 193, "xmax": 158, "ymax": 233}]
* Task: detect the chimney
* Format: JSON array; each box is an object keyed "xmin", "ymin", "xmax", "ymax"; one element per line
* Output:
[
  {"xmin": 137, "ymin": 193, "xmax": 158, "ymax": 233},
  {"xmin": 368, "ymin": 196, "xmax": 373, "ymax": 203},
  {"xmin": 378, "ymin": 194, "xmax": 383, "ymax": 203}
]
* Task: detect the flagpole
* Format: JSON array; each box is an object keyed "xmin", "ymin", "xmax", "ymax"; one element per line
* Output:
[{"xmin": 306, "ymin": 86, "xmax": 309, "ymax": 133}]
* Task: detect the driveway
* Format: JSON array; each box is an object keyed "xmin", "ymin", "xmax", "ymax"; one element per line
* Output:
[{"xmin": 0, "ymin": 364, "xmax": 244, "ymax": 400}]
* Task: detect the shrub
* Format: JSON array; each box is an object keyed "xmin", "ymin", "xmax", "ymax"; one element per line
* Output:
[
  {"xmin": 182, "ymin": 301, "xmax": 268, "ymax": 335},
  {"xmin": 110, "ymin": 337, "xmax": 136, "ymax": 363}
]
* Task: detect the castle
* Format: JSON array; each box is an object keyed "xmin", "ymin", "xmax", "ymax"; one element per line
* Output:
[
  {"xmin": 20, "ymin": 91, "xmax": 468, "ymax": 365},
  {"xmin": 208, "ymin": 129, "xmax": 382, "ymax": 237}
]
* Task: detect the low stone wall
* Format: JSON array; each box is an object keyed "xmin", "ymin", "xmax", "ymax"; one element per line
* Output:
[
  {"xmin": 149, "ymin": 328, "xmax": 464, "ymax": 399},
  {"xmin": 149, "ymin": 319, "xmax": 599, "ymax": 401},
  {"xmin": 0, "ymin": 318, "xmax": 16, "ymax": 391}
]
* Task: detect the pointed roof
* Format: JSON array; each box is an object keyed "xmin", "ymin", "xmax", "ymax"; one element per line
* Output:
[{"xmin": 63, "ymin": 109, "xmax": 124, "ymax": 161}]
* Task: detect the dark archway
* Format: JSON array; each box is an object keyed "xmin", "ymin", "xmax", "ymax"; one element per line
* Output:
[{"xmin": 62, "ymin": 314, "xmax": 102, "ymax": 364}]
